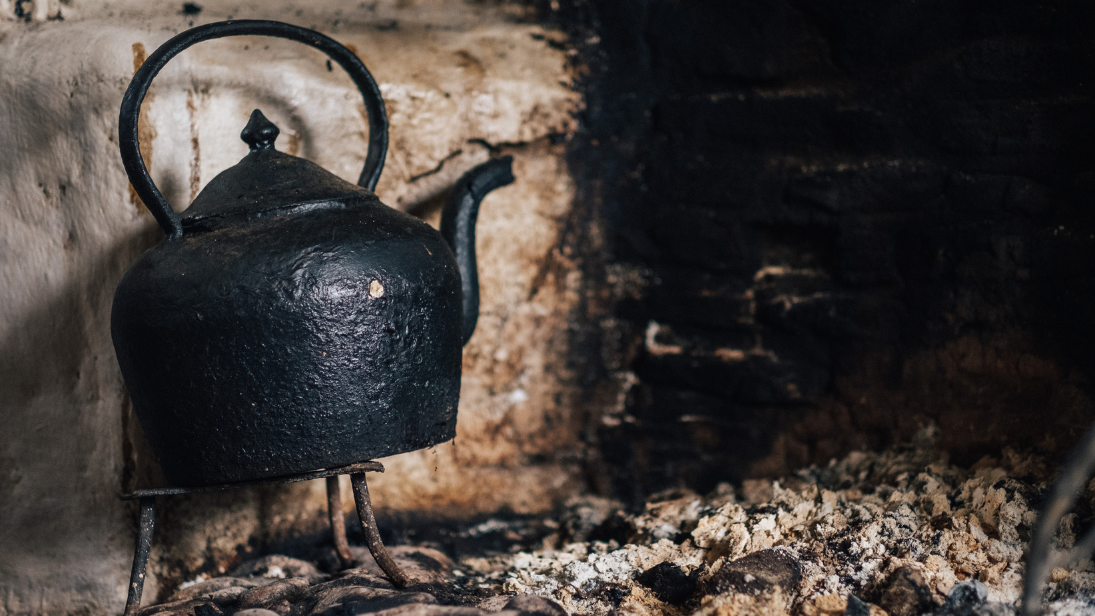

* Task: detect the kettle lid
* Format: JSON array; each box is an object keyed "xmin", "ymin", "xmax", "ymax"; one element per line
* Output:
[{"xmin": 182, "ymin": 109, "xmax": 374, "ymax": 224}]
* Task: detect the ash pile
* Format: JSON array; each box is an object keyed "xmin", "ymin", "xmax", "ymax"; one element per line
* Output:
[{"xmin": 141, "ymin": 445, "xmax": 1095, "ymax": 616}]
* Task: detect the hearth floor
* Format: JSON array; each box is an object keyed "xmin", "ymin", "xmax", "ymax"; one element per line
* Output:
[{"xmin": 140, "ymin": 445, "xmax": 1095, "ymax": 616}]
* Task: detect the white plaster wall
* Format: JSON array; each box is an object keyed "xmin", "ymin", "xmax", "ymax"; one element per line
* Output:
[{"xmin": 0, "ymin": 2, "xmax": 583, "ymax": 613}]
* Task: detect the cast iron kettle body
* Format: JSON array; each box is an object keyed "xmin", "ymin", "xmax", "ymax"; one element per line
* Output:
[{"xmin": 112, "ymin": 20, "xmax": 514, "ymax": 487}]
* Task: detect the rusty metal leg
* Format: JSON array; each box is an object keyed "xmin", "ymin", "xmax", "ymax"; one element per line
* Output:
[
  {"xmin": 124, "ymin": 496, "xmax": 156, "ymax": 616},
  {"xmin": 326, "ymin": 476, "xmax": 356, "ymax": 570},
  {"xmin": 350, "ymin": 473, "xmax": 412, "ymax": 588}
]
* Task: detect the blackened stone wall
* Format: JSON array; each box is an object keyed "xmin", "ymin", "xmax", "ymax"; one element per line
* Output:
[{"xmin": 548, "ymin": 0, "xmax": 1095, "ymax": 500}]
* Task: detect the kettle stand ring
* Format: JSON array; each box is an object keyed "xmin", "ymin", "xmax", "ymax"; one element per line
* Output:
[
  {"xmin": 119, "ymin": 462, "xmax": 412, "ymax": 616},
  {"xmin": 119, "ymin": 19, "xmax": 389, "ymax": 239}
]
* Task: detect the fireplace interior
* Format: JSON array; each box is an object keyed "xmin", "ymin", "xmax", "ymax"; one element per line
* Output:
[{"xmin": 1, "ymin": 1, "xmax": 1094, "ymax": 615}]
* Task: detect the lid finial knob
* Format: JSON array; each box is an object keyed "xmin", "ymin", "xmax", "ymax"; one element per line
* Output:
[{"xmin": 241, "ymin": 109, "xmax": 280, "ymax": 152}]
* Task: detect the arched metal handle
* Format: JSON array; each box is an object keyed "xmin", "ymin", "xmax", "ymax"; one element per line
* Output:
[{"xmin": 119, "ymin": 20, "xmax": 389, "ymax": 239}]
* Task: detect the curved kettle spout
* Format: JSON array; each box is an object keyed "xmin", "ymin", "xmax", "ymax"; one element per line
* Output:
[{"xmin": 440, "ymin": 156, "xmax": 515, "ymax": 346}]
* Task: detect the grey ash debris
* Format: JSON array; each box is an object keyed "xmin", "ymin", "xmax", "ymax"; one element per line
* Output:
[
  {"xmin": 141, "ymin": 446, "xmax": 1095, "ymax": 616},
  {"xmin": 457, "ymin": 446, "xmax": 1095, "ymax": 616}
]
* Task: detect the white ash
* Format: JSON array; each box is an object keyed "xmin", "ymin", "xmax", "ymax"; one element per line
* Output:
[{"xmin": 454, "ymin": 446, "xmax": 1095, "ymax": 616}]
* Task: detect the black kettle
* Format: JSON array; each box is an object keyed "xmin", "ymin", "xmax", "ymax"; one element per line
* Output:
[{"xmin": 112, "ymin": 20, "xmax": 513, "ymax": 487}]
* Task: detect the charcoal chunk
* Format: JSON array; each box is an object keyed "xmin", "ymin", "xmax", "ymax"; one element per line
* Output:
[
  {"xmin": 705, "ymin": 548, "xmax": 801, "ymax": 596},
  {"xmin": 880, "ymin": 566, "xmax": 936, "ymax": 616},
  {"xmin": 636, "ymin": 562, "xmax": 698, "ymax": 605}
]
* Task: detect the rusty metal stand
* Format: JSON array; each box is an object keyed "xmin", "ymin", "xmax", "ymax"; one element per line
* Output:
[
  {"xmin": 326, "ymin": 477, "xmax": 356, "ymax": 570},
  {"xmin": 123, "ymin": 497, "xmax": 155, "ymax": 616},
  {"xmin": 120, "ymin": 461, "xmax": 411, "ymax": 616},
  {"xmin": 349, "ymin": 472, "xmax": 412, "ymax": 588}
]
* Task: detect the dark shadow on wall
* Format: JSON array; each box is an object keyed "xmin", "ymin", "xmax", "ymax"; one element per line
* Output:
[
  {"xmin": 0, "ymin": 214, "xmax": 163, "ymax": 564},
  {"xmin": 0, "ymin": 100, "xmax": 334, "ymax": 598}
]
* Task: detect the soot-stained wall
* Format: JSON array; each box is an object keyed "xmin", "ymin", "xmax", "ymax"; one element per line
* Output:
[{"xmin": 549, "ymin": 0, "xmax": 1095, "ymax": 500}]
